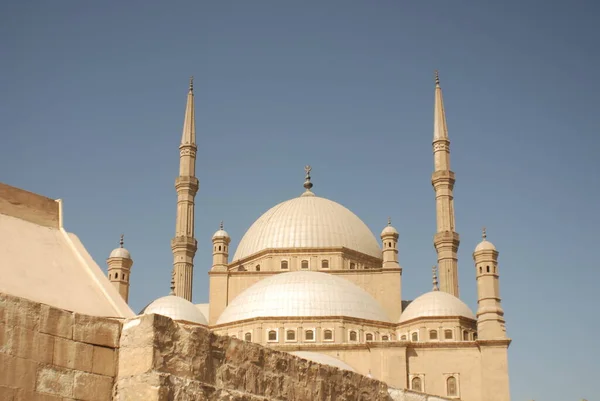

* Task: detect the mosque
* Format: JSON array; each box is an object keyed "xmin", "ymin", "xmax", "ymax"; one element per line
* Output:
[
  {"xmin": 103, "ymin": 73, "xmax": 512, "ymax": 401},
  {"xmin": 0, "ymin": 73, "xmax": 511, "ymax": 401}
]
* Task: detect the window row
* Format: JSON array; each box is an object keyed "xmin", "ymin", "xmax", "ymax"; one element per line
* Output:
[
  {"xmin": 213, "ymin": 245, "xmax": 228, "ymax": 252},
  {"xmin": 110, "ymin": 272, "xmax": 127, "ymax": 280},
  {"xmin": 400, "ymin": 329, "xmax": 477, "ymax": 342},
  {"xmin": 478, "ymin": 265, "xmax": 497, "ymax": 274},
  {"xmin": 231, "ymin": 329, "xmax": 396, "ymax": 343},
  {"xmin": 280, "ymin": 260, "xmax": 329, "ymax": 270},
  {"xmin": 410, "ymin": 375, "xmax": 459, "ymax": 397}
]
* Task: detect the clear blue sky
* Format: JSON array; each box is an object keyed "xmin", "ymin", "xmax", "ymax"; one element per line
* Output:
[{"xmin": 2, "ymin": 1, "xmax": 598, "ymax": 400}]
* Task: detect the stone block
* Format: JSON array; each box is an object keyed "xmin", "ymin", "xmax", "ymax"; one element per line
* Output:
[
  {"xmin": 117, "ymin": 346, "xmax": 154, "ymax": 377},
  {"xmin": 73, "ymin": 314, "xmax": 121, "ymax": 348},
  {"xmin": 1, "ymin": 324, "xmax": 54, "ymax": 363},
  {"xmin": 53, "ymin": 337, "xmax": 93, "ymax": 372},
  {"xmin": 15, "ymin": 389, "xmax": 63, "ymax": 401},
  {"xmin": 114, "ymin": 373, "xmax": 165, "ymax": 401},
  {"xmin": 0, "ymin": 385, "xmax": 17, "ymax": 401},
  {"xmin": 92, "ymin": 346, "xmax": 116, "ymax": 377},
  {"xmin": 36, "ymin": 366, "xmax": 74, "ymax": 398},
  {"xmin": 0, "ymin": 293, "xmax": 41, "ymax": 331},
  {"xmin": 0, "ymin": 353, "xmax": 37, "ymax": 391},
  {"xmin": 40, "ymin": 304, "xmax": 74, "ymax": 339},
  {"xmin": 73, "ymin": 372, "xmax": 113, "ymax": 401}
]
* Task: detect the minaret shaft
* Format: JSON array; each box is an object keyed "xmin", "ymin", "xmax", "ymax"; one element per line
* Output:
[
  {"xmin": 171, "ymin": 78, "xmax": 198, "ymax": 301},
  {"xmin": 432, "ymin": 73, "xmax": 460, "ymax": 297}
]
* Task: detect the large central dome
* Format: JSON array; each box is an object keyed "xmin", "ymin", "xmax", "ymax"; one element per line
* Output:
[{"xmin": 232, "ymin": 190, "xmax": 382, "ymax": 261}]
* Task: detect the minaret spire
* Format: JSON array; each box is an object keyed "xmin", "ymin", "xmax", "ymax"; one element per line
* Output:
[
  {"xmin": 432, "ymin": 265, "xmax": 439, "ymax": 291},
  {"xmin": 171, "ymin": 77, "xmax": 199, "ymax": 301},
  {"xmin": 431, "ymin": 71, "xmax": 461, "ymax": 297}
]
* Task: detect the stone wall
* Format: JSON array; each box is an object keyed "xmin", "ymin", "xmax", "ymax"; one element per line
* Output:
[
  {"xmin": 0, "ymin": 293, "xmax": 120, "ymax": 401},
  {"xmin": 116, "ymin": 313, "xmax": 453, "ymax": 401}
]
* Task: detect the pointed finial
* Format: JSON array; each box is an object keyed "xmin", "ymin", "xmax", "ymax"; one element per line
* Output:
[
  {"xmin": 169, "ymin": 271, "xmax": 176, "ymax": 296},
  {"xmin": 303, "ymin": 165, "xmax": 313, "ymax": 190},
  {"xmin": 387, "ymin": 217, "xmax": 392, "ymax": 226},
  {"xmin": 482, "ymin": 227, "xmax": 487, "ymax": 241},
  {"xmin": 119, "ymin": 234, "xmax": 124, "ymax": 248},
  {"xmin": 435, "ymin": 70, "xmax": 440, "ymax": 86},
  {"xmin": 189, "ymin": 76, "xmax": 194, "ymax": 92},
  {"xmin": 432, "ymin": 266, "xmax": 439, "ymax": 291},
  {"xmin": 219, "ymin": 221, "xmax": 224, "ymax": 230}
]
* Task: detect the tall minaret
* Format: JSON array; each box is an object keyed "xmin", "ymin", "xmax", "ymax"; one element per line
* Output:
[
  {"xmin": 171, "ymin": 77, "xmax": 199, "ymax": 301},
  {"xmin": 431, "ymin": 71, "xmax": 460, "ymax": 297}
]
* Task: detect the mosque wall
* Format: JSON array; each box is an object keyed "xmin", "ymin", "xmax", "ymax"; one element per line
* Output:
[
  {"xmin": 0, "ymin": 292, "xmax": 120, "ymax": 401},
  {"xmin": 0, "ymin": 182, "xmax": 60, "ymax": 229}
]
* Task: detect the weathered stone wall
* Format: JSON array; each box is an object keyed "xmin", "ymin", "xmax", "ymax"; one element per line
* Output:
[
  {"xmin": 0, "ymin": 293, "xmax": 120, "ymax": 401},
  {"xmin": 116, "ymin": 313, "xmax": 453, "ymax": 401}
]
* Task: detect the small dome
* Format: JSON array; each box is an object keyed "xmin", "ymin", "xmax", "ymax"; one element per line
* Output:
[
  {"xmin": 475, "ymin": 239, "xmax": 496, "ymax": 252},
  {"xmin": 212, "ymin": 229, "xmax": 230, "ymax": 239},
  {"xmin": 380, "ymin": 225, "xmax": 398, "ymax": 237},
  {"xmin": 109, "ymin": 247, "xmax": 131, "ymax": 259},
  {"xmin": 232, "ymin": 195, "xmax": 382, "ymax": 261},
  {"xmin": 289, "ymin": 351, "xmax": 355, "ymax": 372},
  {"xmin": 140, "ymin": 295, "xmax": 208, "ymax": 325},
  {"xmin": 399, "ymin": 291, "xmax": 475, "ymax": 323},
  {"xmin": 216, "ymin": 271, "xmax": 390, "ymax": 325}
]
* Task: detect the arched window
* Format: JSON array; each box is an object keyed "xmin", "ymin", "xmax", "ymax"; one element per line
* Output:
[
  {"xmin": 486, "ymin": 265, "xmax": 490, "ymax": 273},
  {"xmin": 321, "ymin": 260, "xmax": 329, "ymax": 269},
  {"xmin": 218, "ymin": 245, "xmax": 222, "ymax": 251},
  {"xmin": 366, "ymin": 333, "xmax": 373, "ymax": 341},
  {"xmin": 463, "ymin": 330, "xmax": 469, "ymax": 341},
  {"xmin": 479, "ymin": 266, "xmax": 482, "ymax": 273},
  {"xmin": 301, "ymin": 260, "xmax": 309, "ymax": 269},
  {"xmin": 255, "ymin": 265, "xmax": 260, "ymax": 272},
  {"xmin": 245, "ymin": 332, "xmax": 252, "ymax": 342},
  {"xmin": 323, "ymin": 330, "xmax": 333, "ymax": 341},
  {"xmin": 268, "ymin": 330, "xmax": 277, "ymax": 341},
  {"xmin": 411, "ymin": 332, "xmax": 418, "ymax": 342},
  {"xmin": 400, "ymin": 335, "xmax": 407, "ymax": 340},
  {"xmin": 411, "ymin": 377, "xmax": 422, "ymax": 392},
  {"xmin": 349, "ymin": 331, "xmax": 358, "ymax": 341},
  {"xmin": 446, "ymin": 376, "xmax": 457, "ymax": 396},
  {"xmin": 444, "ymin": 329, "xmax": 453, "ymax": 340},
  {"xmin": 349, "ymin": 262, "xmax": 356, "ymax": 270},
  {"xmin": 231, "ymin": 335, "xmax": 237, "ymax": 339},
  {"xmin": 305, "ymin": 330, "xmax": 314, "ymax": 341},
  {"xmin": 281, "ymin": 260, "xmax": 288, "ymax": 270},
  {"xmin": 473, "ymin": 332, "xmax": 478, "ymax": 341},
  {"xmin": 381, "ymin": 335, "xmax": 389, "ymax": 341},
  {"xmin": 494, "ymin": 266, "xmax": 497, "ymax": 273},
  {"xmin": 429, "ymin": 330, "xmax": 438, "ymax": 340},
  {"xmin": 286, "ymin": 330, "xmax": 296, "ymax": 341},
  {"xmin": 115, "ymin": 273, "xmax": 119, "ymax": 279}
]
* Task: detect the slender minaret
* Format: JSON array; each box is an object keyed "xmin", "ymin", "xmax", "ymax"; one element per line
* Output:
[
  {"xmin": 473, "ymin": 228, "xmax": 506, "ymax": 339},
  {"xmin": 107, "ymin": 235, "xmax": 133, "ymax": 303},
  {"xmin": 171, "ymin": 77, "xmax": 199, "ymax": 301},
  {"xmin": 381, "ymin": 217, "xmax": 400, "ymax": 269},
  {"xmin": 431, "ymin": 71, "xmax": 460, "ymax": 297}
]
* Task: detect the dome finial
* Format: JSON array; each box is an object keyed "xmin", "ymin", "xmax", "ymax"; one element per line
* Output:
[
  {"xmin": 387, "ymin": 217, "xmax": 392, "ymax": 226},
  {"xmin": 169, "ymin": 271, "xmax": 176, "ymax": 296},
  {"xmin": 220, "ymin": 220, "xmax": 224, "ymax": 230},
  {"xmin": 435, "ymin": 70, "xmax": 440, "ymax": 86},
  {"xmin": 189, "ymin": 76, "xmax": 194, "ymax": 92},
  {"xmin": 119, "ymin": 234, "xmax": 124, "ymax": 248},
  {"xmin": 432, "ymin": 265, "xmax": 439, "ymax": 291},
  {"xmin": 303, "ymin": 165, "xmax": 313, "ymax": 191},
  {"xmin": 482, "ymin": 226, "xmax": 487, "ymax": 241}
]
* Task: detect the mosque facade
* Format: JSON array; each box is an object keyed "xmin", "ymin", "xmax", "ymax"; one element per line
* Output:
[{"xmin": 107, "ymin": 74, "xmax": 511, "ymax": 401}]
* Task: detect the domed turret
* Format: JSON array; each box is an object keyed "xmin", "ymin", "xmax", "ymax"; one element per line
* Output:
[
  {"xmin": 212, "ymin": 221, "xmax": 231, "ymax": 271},
  {"xmin": 141, "ymin": 295, "xmax": 208, "ymax": 325},
  {"xmin": 107, "ymin": 235, "xmax": 133, "ymax": 303},
  {"xmin": 381, "ymin": 218, "xmax": 400, "ymax": 269},
  {"xmin": 475, "ymin": 227, "xmax": 496, "ymax": 252}
]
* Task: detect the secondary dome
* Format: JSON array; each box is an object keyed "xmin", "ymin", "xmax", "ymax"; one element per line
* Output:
[
  {"xmin": 109, "ymin": 247, "xmax": 130, "ymax": 258},
  {"xmin": 289, "ymin": 351, "xmax": 355, "ymax": 372},
  {"xmin": 232, "ymin": 191, "xmax": 381, "ymax": 261},
  {"xmin": 140, "ymin": 295, "xmax": 208, "ymax": 325},
  {"xmin": 399, "ymin": 291, "xmax": 475, "ymax": 323},
  {"xmin": 216, "ymin": 271, "xmax": 390, "ymax": 324}
]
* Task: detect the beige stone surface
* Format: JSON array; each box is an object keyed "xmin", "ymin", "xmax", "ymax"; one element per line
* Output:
[
  {"xmin": 73, "ymin": 314, "xmax": 122, "ymax": 348},
  {"xmin": 73, "ymin": 371, "xmax": 113, "ymax": 401}
]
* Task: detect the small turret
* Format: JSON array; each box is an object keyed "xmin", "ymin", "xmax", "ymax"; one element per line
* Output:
[
  {"xmin": 107, "ymin": 235, "xmax": 133, "ymax": 303},
  {"xmin": 473, "ymin": 228, "xmax": 506, "ymax": 340},
  {"xmin": 212, "ymin": 221, "xmax": 230, "ymax": 271},
  {"xmin": 381, "ymin": 218, "xmax": 400, "ymax": 269}
]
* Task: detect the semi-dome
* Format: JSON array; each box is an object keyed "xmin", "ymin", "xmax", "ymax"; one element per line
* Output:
[
  {"xmin": 140, "ymin": 295, "xmax": 208, "ymax": 325},
  {"xmin": 216, "ymin": 271, "xmax": 390, "ymax": 324},
  {"xmin": 232, "ymin": 191, "xmax": 381, "ymax": 261},
  {"xmin": 289, "ymin": 351, "xmax": 355, "ymax": 372},
  {"xmin": 399, "ymin": 291, "xmax": 475, "ymax": 323}
]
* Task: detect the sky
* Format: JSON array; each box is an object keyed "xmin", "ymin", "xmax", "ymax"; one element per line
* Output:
[{"xmin": 1, "ymin": 1, "xmax": 599, "ymax": 400}]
